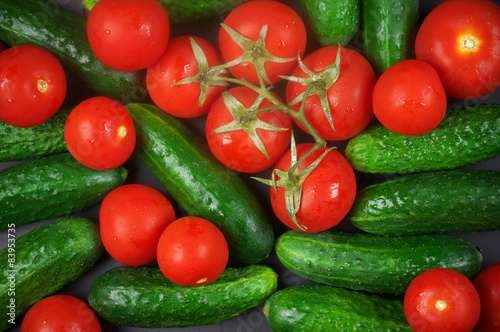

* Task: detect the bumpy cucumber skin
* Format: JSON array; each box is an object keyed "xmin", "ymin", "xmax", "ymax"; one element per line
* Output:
[
  {"xmin": 264, "ymin": 284, "xmax": 412, "ymax": 331},
  {"xmin": 0, "ymin": 217, "xmax": 103, "ymax": 332},
  {"xmin": 89, "ymin": 265, "xmax": 278, "ymax": 328},
  {"xmin": 275, "ymin": 230, "xmax": 482, "ymax": 294},
  {"xmin": 362, "ymin": 0, "xmax": 419, "ymax": 75},
  {"xmin": 349, "ymin": 170, "xmax": 500, "ymax": 235},
  {"xmin": 0, "ymin": 153, "xmax": 128, "ymax": 230},
  {"xmin": 345, "ymin": 103, "xmax": 500, "ymax": 174},
  {"xmin": 126, "ymin": 103, "xmax": 274, "ymax": 264}
]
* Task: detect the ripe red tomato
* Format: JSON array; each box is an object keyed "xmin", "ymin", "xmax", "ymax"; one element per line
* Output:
[
  {"xmin": 147, "ymin": 35, "xmax": 227, "ymax": 118},
  {"xmin": 99, "ymin": 184, "xmax": 176, "ymax": 266},
  {"xmin": 206, "ymin": 86, "xmax": 292, "ymax": 173},
  {"xmin": 473, "ymin": 263, "xmax": 500, "ymax": 332},
  {"xmin": 0, "ymin": 45, "xmax": 66, "ymax": 128},
  {"xmin": 286, "ymin": 46, "xmax": 376, "ymax": 141},
  {"xmin": 218, "ymin": 0, "xmax": 307, "ymax": 85},
  {"xmin": 20, "ymin": 295, "xmax": 101, "ymax": 332},
  {"xmin": 87, "ymin": 0, "xmax": 170, "ymax": 71},
  {"xmin": 64, "ymin": 96, "xmax": 136, "ymax": 170},
  {"xmin": 372, "ymin": 59, "xmax": 447, "ymax": 136},
  {"xmin": 404, "ymin": 268, "xmax": 481, "ymax": 332},
  {"xmin": 157, "ymin": 216, "xmax": 229, "ymax": 286},
  {"xmin": 415, "ymin": 0, "xmax": 500, "ymax": 100},
  {"xmin": 270, "ymin": 143, "xmax": 356, "ymax": 232}
]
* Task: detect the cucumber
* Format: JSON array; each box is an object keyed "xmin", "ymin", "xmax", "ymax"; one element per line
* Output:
[
  {"xmin": 275, "ymin": 230, "xmax": 482, "ymax": 295},
  {"xmin": 349, "ymin": 170, "xmax": 500, "ymax": 236},
  {"xmin": 0, "ymin": 153, "xmax": 128, "ymax": 230},
  {"xmin": 362, "ymin": 0, "xmax": 419, "ymax": 75},
  {"xmin": 0, "ymin": 0, "xmax": 146, "ymax": 102},
  {"xmin": 88, "ymin": 264, "xmax": 278, "ymax": 328},
  {"xmin": 0, "ymin": 217, "xmax": 103, "ymax": 332},
  {"xmin": 126, "ymin": 103, "xmax": 274, "ymax": 264},
  {"xmin": 263, "ymin": 284, "xmax": 412, "ymax": 331}
]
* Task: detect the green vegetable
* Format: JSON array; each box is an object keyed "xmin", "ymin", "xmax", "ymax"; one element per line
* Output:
[
  {"xmin": 0, "ymin": 217, "xmax": 103, "ymax": 332},
  {"xmin": 126, "ymin": 103, "xmax": 274, "ymax": 264},
  {"xmin": 89, "ymin": 264, "xmax": 278, "ymax": 328},
  {"xmin": 349, "ymin": 170, "xmax": 500, "ymax": 235},
  {"xmin": 0, "ymin": 153, "xmax": 128, "ymax": 230}
]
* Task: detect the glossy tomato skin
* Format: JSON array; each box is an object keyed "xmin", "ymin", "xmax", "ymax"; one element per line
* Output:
[
  {"xmin": 372, "ymin": 59, "xmax": 447, "ymax": 136},
  {"xmin": 99, "ymin": 184, "xmax": 176, "ymax": 266},
  {"xmin": 206, "ymin": 86, "xmax": 292, "ymax": 173},
  {"xmin": 415, "ymin": 0, "xmax": 500, "ymax": 100},
  {"xmin": 286, "ymin": 46, "xmax": 376, "ymax": 141},
  {"xmin": 64, "ymin": 96, "xmax": 136, "ymax": 170},
  {"xmin": 0, "ymin": 45, "xmax": 66, "ymax": 128},
  {"xmin": 404, "ymin": 268, "xmax": 481, "ymax": 332},
  {"xmin": 270, "ymin": 143, "xmax": 356, "ymax": 233},
  {"xmin": 473, "ymin": 263, "xmax": 500, "ymax": 331},
  {"xmin": 87, "ymin": 0, "xmax": 170, "ymax": 71}
]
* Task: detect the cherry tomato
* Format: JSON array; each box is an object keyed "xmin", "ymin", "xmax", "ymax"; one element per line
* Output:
[
  {"xmin": 87, "ymin": 0, "xmax": 170, "ymax": 71},
  {"xmin": 64, "ymin": 96, "xmax": 136, "ymax": 170},
  {"xmin": 206, "ymin": 86, "xmax": 292, "ymax": 173},
  {"xmin": 99, "ymin": 184, "xmax": 176, "ymax": 266},
  {"xmin": 218, "ymin": 0, "xmax": 307, "ymax": 85},
  {"xmin": 20, "ymin": 295, "xmax": 101, "ymax": 332},
  {"xmin": 473, "ymin": 263, "xmax": 500, "ymax": 332},
  {"xmin": 404, "ymin": 268, "xmax": 481, "ymax": 332},
  {"xmin": 0, "ymin": 45, "xmax": 66, "ymax": 128},
  {"xmin": 372, "ymin": 59, "xmax": 447, "ymax": 136},
  {"xmin": 157, "ymin": 216, "xmax": 229, "ymax": 286},
  {"xmin": 415, "ymin": 0, "xmax": 500, "ymax": 100}
]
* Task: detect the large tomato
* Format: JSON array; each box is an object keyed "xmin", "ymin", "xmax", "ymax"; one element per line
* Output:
[{"xmin": 473, "ymin": 263, "xmax": 500, "ymax": 332}]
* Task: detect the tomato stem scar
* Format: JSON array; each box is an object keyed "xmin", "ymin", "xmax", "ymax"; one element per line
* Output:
[
  {"xmin": 462, "ymin": 35, "xmax": 478, "ymax": 52},
  {"xmin": 37, "ymin": 79, "xmax": 48, "ymax": 93}
]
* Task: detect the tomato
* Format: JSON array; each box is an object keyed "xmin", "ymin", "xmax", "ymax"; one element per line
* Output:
[
  {"xmin": 415, "ymin": 0, "xmax": 500, "ymax": 100},
  {"xmin": 0, "ymin": 45, "xmax": 66, "ymax": 128},
  {"xmin": 206, "ymin": 86, "xmax": 292, "ymax": 173},
  {"xmin": 285, "ymin": 46, "xmax": 376, "ymax": 141},
  {"xmin": 99, "ymin": 184, "xmax": 176, "ymax": 266},
  {"xmin": 20, "ymin": 295, "xmax": 101, "ymax": 332},
  {"xmin": 87, "ymin": 0, "xmax": 170, "ymax": 71},
  {"xmin": 473, "ymin": 263, "xmax": 500, "ymax": 332},
  {"xmin": 218, "ymin": 0, "xmax": 307, "ymax": 85},
  {"xmin": 64, "ymin": 96, "xmax": 136, "ymax": 170},
  {"xmin": 147, "ymin": 35, "xmax": 227, "ymax": 118},
  {"xmin": 372, "ymin": 59, "xmax": 447, "ymax": 136},
  {"xmin": 156, "ymin": 216, "xmax": 229, "ymax": 286},
  {"xmin": 269, "ymin": 143, "xmax": 356, "ymax": 232},
  {"xmin": 404, "ymin": 268, "xmax": 481, "ymax": 332}
]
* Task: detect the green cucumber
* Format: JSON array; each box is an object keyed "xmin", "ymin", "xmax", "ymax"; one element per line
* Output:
[
  {"xmin": 0, "ymin": 0, "xmax": 146, "ymax": 102},
  {"xmin": 126, "ymin": 103, "xmax": 274, "ymax": 264},
  {"xmin": 362, "ymin": 0, "xmax": 419, "ymax": 75},
  {"xmin": 88, "ymin": 264, "xmax": 278, "ymax": 328},
  {"xmin": 275, "ymin": 230, "xmax": 481, "ymax": 294},
  {"xmin": 349, "ymin": 170, "xmax": 500, "ymax": 236},
  {"xmin": 345, "ymin": 103, "xmax": 500, "ymax": 174},
  {"xmin": 0, "ymin": 153, "xmax": 128, "ymax": 230},
  {"xmin": 264, "ymin": 284, "xmax": 412, "ymax": 331},
  {"xmin": 0, "ymin": 217, "xmax": 103, "ymax": 332}
]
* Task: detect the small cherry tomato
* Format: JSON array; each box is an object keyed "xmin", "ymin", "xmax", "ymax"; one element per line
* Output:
[{"xmin": 473, "ymin": 263, "xmax": 500, "ymax": 332}]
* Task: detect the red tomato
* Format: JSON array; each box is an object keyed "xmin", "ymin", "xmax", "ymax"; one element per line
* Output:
[
  {"xmin": 415, "ymin": 0, "xmax": 500, "ymax": 100},
  {"xmin": 147, "ymin": 35, "xmax": 227, "ymax": 118},
  {"xmin": 206, "ymin": 86, "xmax": 292, "ymax": 173},
  {"xmin": 473, "ymin": 263, "xmax": 500, "ymax": 332},
  {"xmin": 64, "ymin": 96, "xmax": 136, "ymax": 170},
  {"xmin": 372, "ymin": 59, "xmax": 447, "ymax": 136},
  {"xmin": 286, "ymin": 46, "xmax": 376, "ymax": 141},
  {"xmin": 87, "ymin": 0, "xmax": 170, "ymax": 71},
  {"xmin": 270, "ymin": 143, "xmax": 356, "ymax": 232},
  {"xmin": 218, "ymin": 0, "xmax": 307, "ymax": 85},
  {"xmin": 99, "ymin": 184, "xmax": 176, "ymax": 266},
  {"xmin": 0, "ymin": 45, "xmax": 66, "ymax": 128},
  {"xmin": 21, "ymin": 295, "xmax": 101, "ymax": 332},
  {"xmin": 157, "ymin": 216, "xmax": 229, "ymax": 286},
  {"xmin": 404, "ymin": 268, "xmax": 481, "ymax": 332}
]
